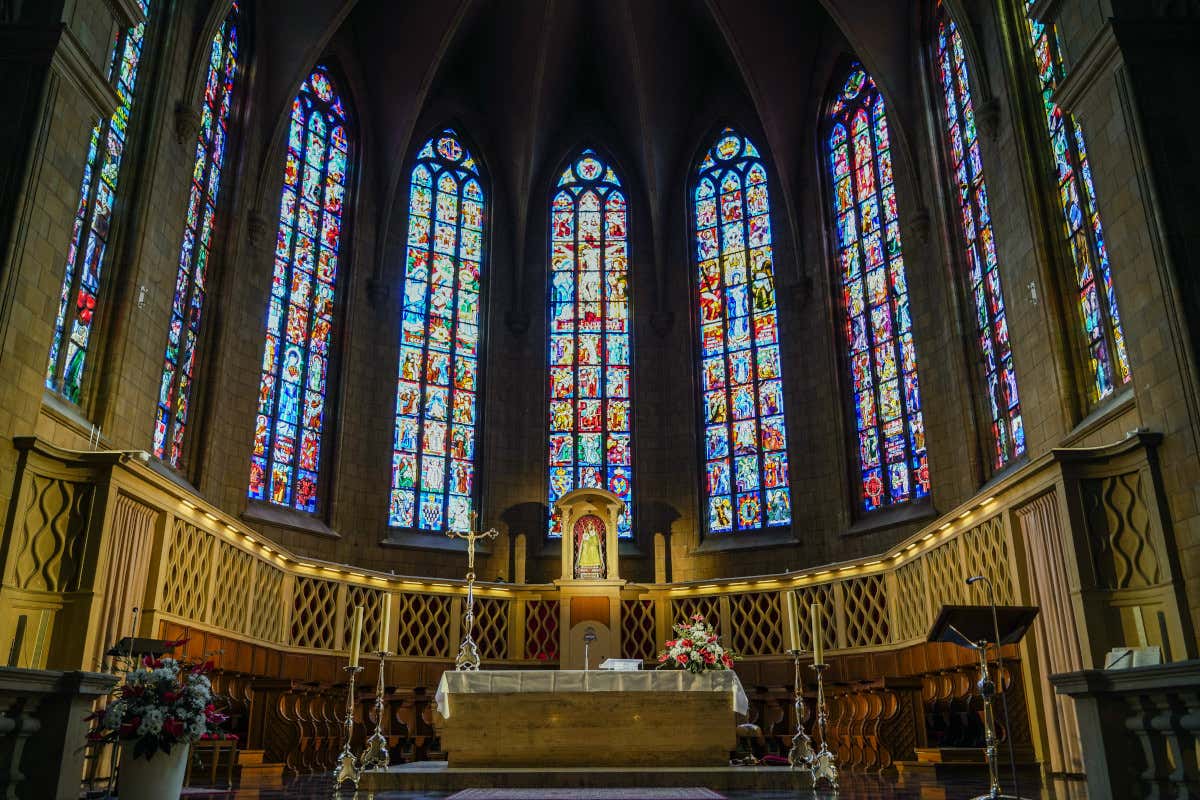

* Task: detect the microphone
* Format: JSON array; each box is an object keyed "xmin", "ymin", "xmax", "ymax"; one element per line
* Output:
[{"xmin": 965, "ymin": 575, "xmax": 986, "ymax": 585}]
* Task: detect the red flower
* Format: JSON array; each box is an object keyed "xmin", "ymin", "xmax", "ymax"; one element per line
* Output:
[
  {"xmin": 665, "ymin": 640, "xmax": 676, "ymax": 648},
  {"xmin": 163, "ymin": 718, "xmax": 185, "ymax": 739},
  {"xmin": 119, "ymin": 717, "xmax": 141, "ymax": 738},
  {"xmin": 691, "ymin": 614, "xmax": 704, "ymax": 622},
  {"xmin": 680, "ymin": 639, "xmax": 694, "ymax": 649},
  {"xmin": 657, "ymin": 653, "xmax": 669, "ymax": 663},
  {"xmin": 675, "ymin": 654, "xmax": 689, "ymax": 665},
  {"xmin": 721, "ymin": 653, "xmax": 733, "ymax": 667},
  {"xmin": 162, "ymin": 691, "xmax": 178, "ymax": 704},
  {"xmin": 702, "ymin": 651, "xmax": 716, "ymax": 664},
  {"xmin": 707, "ymin": 635, "xmax": 717, "ymax": 643}
]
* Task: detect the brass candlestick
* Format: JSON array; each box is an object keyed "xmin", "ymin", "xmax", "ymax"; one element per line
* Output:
[
  {"xmin": 809, "ymin": 661, "xmax": 839, "ymax": 790},
  {"xmin": 333, "ymin": 664, "xmax": 363, "ymax": 789},
  {"xmin": 359, "ymin": 650, "xmax": 392, "ymax": 772},
  {"xmin": 786, "ymin": 649, "xmax": 814, "ymax": 768}
]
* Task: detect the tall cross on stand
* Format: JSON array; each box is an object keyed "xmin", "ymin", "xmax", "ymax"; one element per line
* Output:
[{"xmin": 446, "ymin": 511, "xmax": 500, "ymax": 670}]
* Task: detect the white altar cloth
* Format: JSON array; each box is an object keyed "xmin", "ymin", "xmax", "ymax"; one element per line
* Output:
[{"xmin": 435, "ymin": 669, "xmax": 749, "ymax": 718}]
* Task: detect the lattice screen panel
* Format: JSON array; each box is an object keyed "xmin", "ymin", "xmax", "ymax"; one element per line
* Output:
[
  {"xmin": 473, "ymin": 597, "xmax": 509, "ymax": 661},
  {"xmin": 342, "ymin": 585, "xmax": 385, "ymax": 652},
  {"xmin": 728, "ymin": 592, "xmax": 782, "ymax": 656},
  {"xmin": 525, "ymin": 599, "xmax": 559, "ymax": 661},
  {"xmin": 962, "ymin": 516, "xmax": 1015, "ymax": 604},
  {"xmin": 621, "ymin": 599, "xmax": 657, "ymax": 661},
  {"xmin": 248, "ymin": 559, "xmax": 283, "ymax": 642},
  {"xmin": 893, "ymin": 559, "xmax": 927, "ymax": 642},
  {"xmin": 161, "ymin": 520, "xmax": 211, "ymax": 620},
  {"xmin": 395, "ymin": 592, "xmax": 452, "ymax": 658},
  {"xmin": 671, "ymin": 596, "xmax": 721, "ymax": 634},
  {"xmin": 211, "ymin": 543, "xmax": 254, "ymax": 633},
  {"xmin": 790, "ymin": 584, "xmax": 836, "ymax": 653},
  {"xmin": 925, "ymin": 540, "xmax": 964, "ymax": 612},
  {"xmin": 291, "ymin": 576, "xmax": 338, "ymax": 650},
  {"xmin": 842, "ymin": 575, "xmax": 889, "ymax": 647}
]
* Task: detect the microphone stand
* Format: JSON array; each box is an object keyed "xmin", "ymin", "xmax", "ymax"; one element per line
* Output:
[{"xmin": 966, "ymin": 576, "xmax": 1022, "ymax": 800}]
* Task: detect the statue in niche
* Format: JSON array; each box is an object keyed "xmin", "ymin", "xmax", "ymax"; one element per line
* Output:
[{"xmin": 573, "ymin": 514, "xmax": 607, "ymax": 580}]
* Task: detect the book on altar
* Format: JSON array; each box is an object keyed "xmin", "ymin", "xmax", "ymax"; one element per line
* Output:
[{"xmin": 598, "ymin": 658, "xmax": 643, "ymax": 671}]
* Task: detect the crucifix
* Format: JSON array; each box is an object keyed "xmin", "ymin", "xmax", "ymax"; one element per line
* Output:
[{"xmin": 446, "ymin": 511, "xmax": 500, "ymax": 670}]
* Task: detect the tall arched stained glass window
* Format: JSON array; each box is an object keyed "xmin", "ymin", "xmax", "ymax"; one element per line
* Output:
[
  {"xmin": 1022, "ymin": 2, "xmax": 1129, "ymax": 403},
  {"xmin": 390, "ymin": 130, "xmax": 484, "ymax": 533},
  {"xmin": 248, "ymin": 66, "xmax": 350, "ymax": 513},
  {"xmin": 46, "ymin": 0, "xmax": 152, "ymax": 404},
  {"xmin": 153, "ymin": 2, "xmax": 240, "ymax": 467},
  {"xmin": 935, "ymin": 5, "xmax": 1025, "ymax": 470},
  {"xmin": 548, "ymin": 150, "xmax": 633, "ymax": 538},
  {"xmin": 827, "ymin": 64, "xmax": 930, "ymax": 512},
  {"xmin": 693, "ymin": 129, "xmax": 791, "ymax": 534}
]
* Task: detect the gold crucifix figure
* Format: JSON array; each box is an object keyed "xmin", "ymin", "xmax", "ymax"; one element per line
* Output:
[{"xmin": 446, "ymin": 511, "xmax": 499, "ymax": 670}]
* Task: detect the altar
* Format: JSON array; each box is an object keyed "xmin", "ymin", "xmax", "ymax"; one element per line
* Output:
[{"xmin": 434, "ymin": 670, "xmax": 749, "ymax": 767}]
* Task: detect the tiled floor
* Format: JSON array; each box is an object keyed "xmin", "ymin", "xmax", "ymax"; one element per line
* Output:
[{"xmin": 179, "ymin": 773, "xmax": 1087, "ymax": 799}]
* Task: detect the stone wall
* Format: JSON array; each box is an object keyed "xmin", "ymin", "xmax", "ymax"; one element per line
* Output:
[{"xmin": 0, "ymin": 0, "xmax": 1197, "ymax": 634}]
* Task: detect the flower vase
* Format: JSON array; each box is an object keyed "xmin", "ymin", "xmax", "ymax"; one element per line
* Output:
[{"xmin": 118, "ymin": 743, "xmax": 190, "ymax": 800}]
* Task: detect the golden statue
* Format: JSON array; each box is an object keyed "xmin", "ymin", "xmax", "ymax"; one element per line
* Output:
[{"xmin": 573, "ymin": 514, "xmax": 606, "ymax": 579}]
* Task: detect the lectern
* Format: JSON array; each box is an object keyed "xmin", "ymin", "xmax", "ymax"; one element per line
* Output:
[{"xmin": 928, "ymin": 603, "xmax": 1038, "ymax": 800}]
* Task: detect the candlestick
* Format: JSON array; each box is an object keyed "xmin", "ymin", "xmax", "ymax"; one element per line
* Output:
[
  {"xmin": 784, "ymin": 591, "xmax": 801, "ymax": 653},
  {"xmin": 808, "ymin": 661, "xmax": 839, "ymax": 790},
  {"xmin": 334, "ymin": 664, "xmax": 364, "ymax": 789},
  {"xmin": 359, "ymin": 649, "xmax": 392, "ymax": 773},
  {"xmin": 810, "ymin": 602, "xmax": 824, "ymax": 665},
  {"xmin": 786, "ymin": 649, "xmax": 814, "ymax": 769},
  {"xmin": 379, "ymin": 595, "xmax": 392, "ymax": 653},
  {"xmin": 349, "ymin": 605, "xmax": 364, "ymax": 668}
]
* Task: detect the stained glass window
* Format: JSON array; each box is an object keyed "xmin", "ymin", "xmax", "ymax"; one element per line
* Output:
[
  {"xmin": 935, "ymin": 6, "xmax": 1025, "ymax": 470},
  {"xmin": 548, "ymin": 150, "xmax": 633, "ymax": 538},
  {"xmin": 248, "ymin": 66, "xmax": 350, "ymax": 513},
  {"xmin": 390, "ymin": 130, "xmax": 484, "ymax": 533},
  {"xmin": 1024, "ymin": 1, "xmax": 1130, "ymax": 402},
  {"xmin": 828, "ymin": 64, "xmax": 930, "ymax": 512},
  {"xmin": 46, "ymin": 0, "xmax": 152, "ymax": 404},
  {"xmin": 153, "ymin": 2, "xmax": 240, "ymax": 467},
  {"xmin": 693, "ymin": 129, "xmax": 791, "ymax": 534}
]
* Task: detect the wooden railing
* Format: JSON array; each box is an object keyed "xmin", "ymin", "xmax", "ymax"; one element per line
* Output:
[{"xmin": 0, "ymin": 432, "xmax": 1191, "ymax": 779}]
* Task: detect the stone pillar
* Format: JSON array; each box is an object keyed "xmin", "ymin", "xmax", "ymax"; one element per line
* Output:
[
  {"xmin": 0, "ymin": 668, "xmax": 118, "ymax": 800},
  {"xmin": 513, "ymin": 534, "xmax": 526, "ymax": 585}
]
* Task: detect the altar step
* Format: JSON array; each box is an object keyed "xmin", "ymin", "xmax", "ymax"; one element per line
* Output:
[
  {"xmin": 234, "ymin": 749, "xmax": 285, "ymax": 787},
  {"xmin": 361, "ymin": 761, "xmax": 813, "ymax": 793}
]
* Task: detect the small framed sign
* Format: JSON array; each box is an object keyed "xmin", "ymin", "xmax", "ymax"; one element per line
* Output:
[{"xmin": 599, "ymin": 658, "xmax": 643, "ymax": 671}]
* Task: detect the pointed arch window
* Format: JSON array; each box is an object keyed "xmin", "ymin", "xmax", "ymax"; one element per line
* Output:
[
  {"xmin": 548, "ymin": 150, "xmax": 633, "ymax": 538},
  {"xmin": 1023, "ymin": 1, "xmax": 1129, "ymax": 402},
  {"xmin": 153, "ymin": 1, "xmax": 240, "ymax": 467},
  {"xmin": 46, "ymin": 0, "xmax": 152, "ymax": 404},
  {"xmin": 248, "ymin": 66, "xmax": 351, "ymax": 513},
  {"xmin": 827, "ymin": 64, "xmax": 930, "ymax": 513},
  {"xmin": 935, "ymin": 5, "xmax": 1025, "ymax": 470},
  {"xmin": 390, "ymin": 130, "xmax": 485, "ymax": 532},
  {"xmin": 693, "ymin": 129, "xmax": 791, "ymax": 534}
]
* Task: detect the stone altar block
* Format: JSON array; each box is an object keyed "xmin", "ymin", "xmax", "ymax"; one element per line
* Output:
[{"xmin": 434, "ymin": 670, "xmax": 749, "ymax": 767}]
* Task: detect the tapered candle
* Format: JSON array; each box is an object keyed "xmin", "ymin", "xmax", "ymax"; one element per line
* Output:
[
  {"xmin": 379, "ymin": 595, "xmax": 392, "ymax": 653},
  {"xmin": 811, "ymin": 602, "xmax": 824, "ymax": 665},
  {"xmin": 349, "ymin": 605, "xmax": 364, "ymax": 668},
  {"xmin": 784, "ymin": 590, "xmax": 801, "ymax": 652}
]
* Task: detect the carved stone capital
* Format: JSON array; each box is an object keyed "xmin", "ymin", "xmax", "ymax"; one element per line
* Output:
[
  {"xmin": 788, "ymin": 276, "xmax": 814, "ymax": 310},
  {"xmin": 247, "ymin": 212, "xmax": 271, "ymax": 254},
  {"xmin": 909, "ymin": 209, "xmax": 932, "ymax": 249},
  {"xmin": 504, "ymin": 308, "xmax": 530, "ymax": 335},
  {"xmin": 173, "ymin": 101, "xmax": 201, "ymax": 148},
  {"xmin": 365, "ymin": 278, "xmax": 390, "ymax": 310},
  {"xmin": 649, "ymin": 309, "xmax": 674, "ymax": 337},
  {"xmin": 977, "ymin": 96, "xmax": 1001, "ymax": 143}
]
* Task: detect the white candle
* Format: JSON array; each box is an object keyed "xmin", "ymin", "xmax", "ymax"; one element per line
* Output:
[
  {"xmin": 784, "ymin": 591, "xmax": 801, "ymax": 652},
  {"xmin": 379, "ymin": 595, "xmax": 392, "ymax": 653},
  {"xmin": 811, "ymin": 602, "xmax": 824, "ymax": 665},
  {"xmin": 349, "ymin": 605, "xmax": 364, "ymax": 668}
]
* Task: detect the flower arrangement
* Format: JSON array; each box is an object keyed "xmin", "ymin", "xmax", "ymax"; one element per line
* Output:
[
  {"xmin": 656, "ymin": 615, "xmax": 738, "ymax": 674},
  {"xmin": 88, "ymin": 652, "xmax": 226, "ymax": 760}
]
